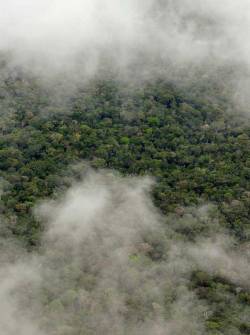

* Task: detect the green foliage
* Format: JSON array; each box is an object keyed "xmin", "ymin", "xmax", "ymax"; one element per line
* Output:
[
  {"xmin": 0, "ymin": 76, "xmax": 249, "ymax": 243},
  {"xmin": 0, "ymin": 68, "xmax": 249, "ymax": 334}
]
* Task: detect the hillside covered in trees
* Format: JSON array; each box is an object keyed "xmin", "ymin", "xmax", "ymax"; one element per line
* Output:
[
  {"xmin": 0, "ymin": 66, "xmax": 249, "ymax": 241},
  {"xmin": 1, "ymin": 0, "xmax": 250, "ymax": 334},
  {"xmin": 0, "ymin": 62, "xmax": 249, "ymax": 334}
]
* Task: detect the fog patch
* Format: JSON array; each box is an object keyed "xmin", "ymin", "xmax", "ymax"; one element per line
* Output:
[
  {"xmin": 0, "ymin": 169, "xmax": 249, "ymax": 334},
  {"xmin": 1, "ymin": 0, "xmax": 250, "ymax": 109}
]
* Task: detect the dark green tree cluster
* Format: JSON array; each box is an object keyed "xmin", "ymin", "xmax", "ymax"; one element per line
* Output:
[
  {"xmin": 0, "ymin": 64, "xmax": 249, "ymax": 334},
  {"xmin": 0, "ymin": 74, "xmax": 249, "ymax": 243}
]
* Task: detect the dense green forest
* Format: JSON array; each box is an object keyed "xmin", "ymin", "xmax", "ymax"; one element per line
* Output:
[
  {"xmin": 0, "ymin": 68, "xmax": 249, "ymax": 241},
  {"xmin": 0, "ymin": 64, "xmax": 250, "ymax": 334}
]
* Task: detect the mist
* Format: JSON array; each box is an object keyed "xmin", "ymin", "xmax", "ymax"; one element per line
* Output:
[
  {"xmin": 0, "ymin": 170, "xmax": 249, "ymax": 334},
  {"xmin": 0, "ymin": 2, "xmax": 250, "ymax": 333},
  {"xmin": 1, "ymin": 1, "xmax": 250, "ymax": 81}
]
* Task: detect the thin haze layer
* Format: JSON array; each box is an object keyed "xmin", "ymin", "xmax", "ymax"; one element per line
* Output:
[
  {"xmin": 0, "ymin": 170, "xmax": 249, "ymax": 334},
  {"xmin": 0, "ymin": 0, "xmax": 250, "ymax": 75}
]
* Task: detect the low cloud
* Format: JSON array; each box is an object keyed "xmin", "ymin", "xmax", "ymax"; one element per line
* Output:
[
  {"xmin": 1, "ymin": 1, "xmax": 250, "ymax": 112},
  {"xmin": 0, "ymin": 169, "xmax": 249, "ymax": 334},
  {"xmin": 0, "ymin": 1, "xmax": 250, "ymax": 77}
]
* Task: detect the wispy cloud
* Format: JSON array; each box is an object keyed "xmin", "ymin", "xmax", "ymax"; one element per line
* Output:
[{"xmin": 0, "ymin": 170, "xmax": 249, "ymax": 334}]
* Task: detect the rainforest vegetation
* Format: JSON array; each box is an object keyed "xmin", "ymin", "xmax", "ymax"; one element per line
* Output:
[{"xmin": 0, "ymin": 63, "xmax": 250, "ymax": 334}]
